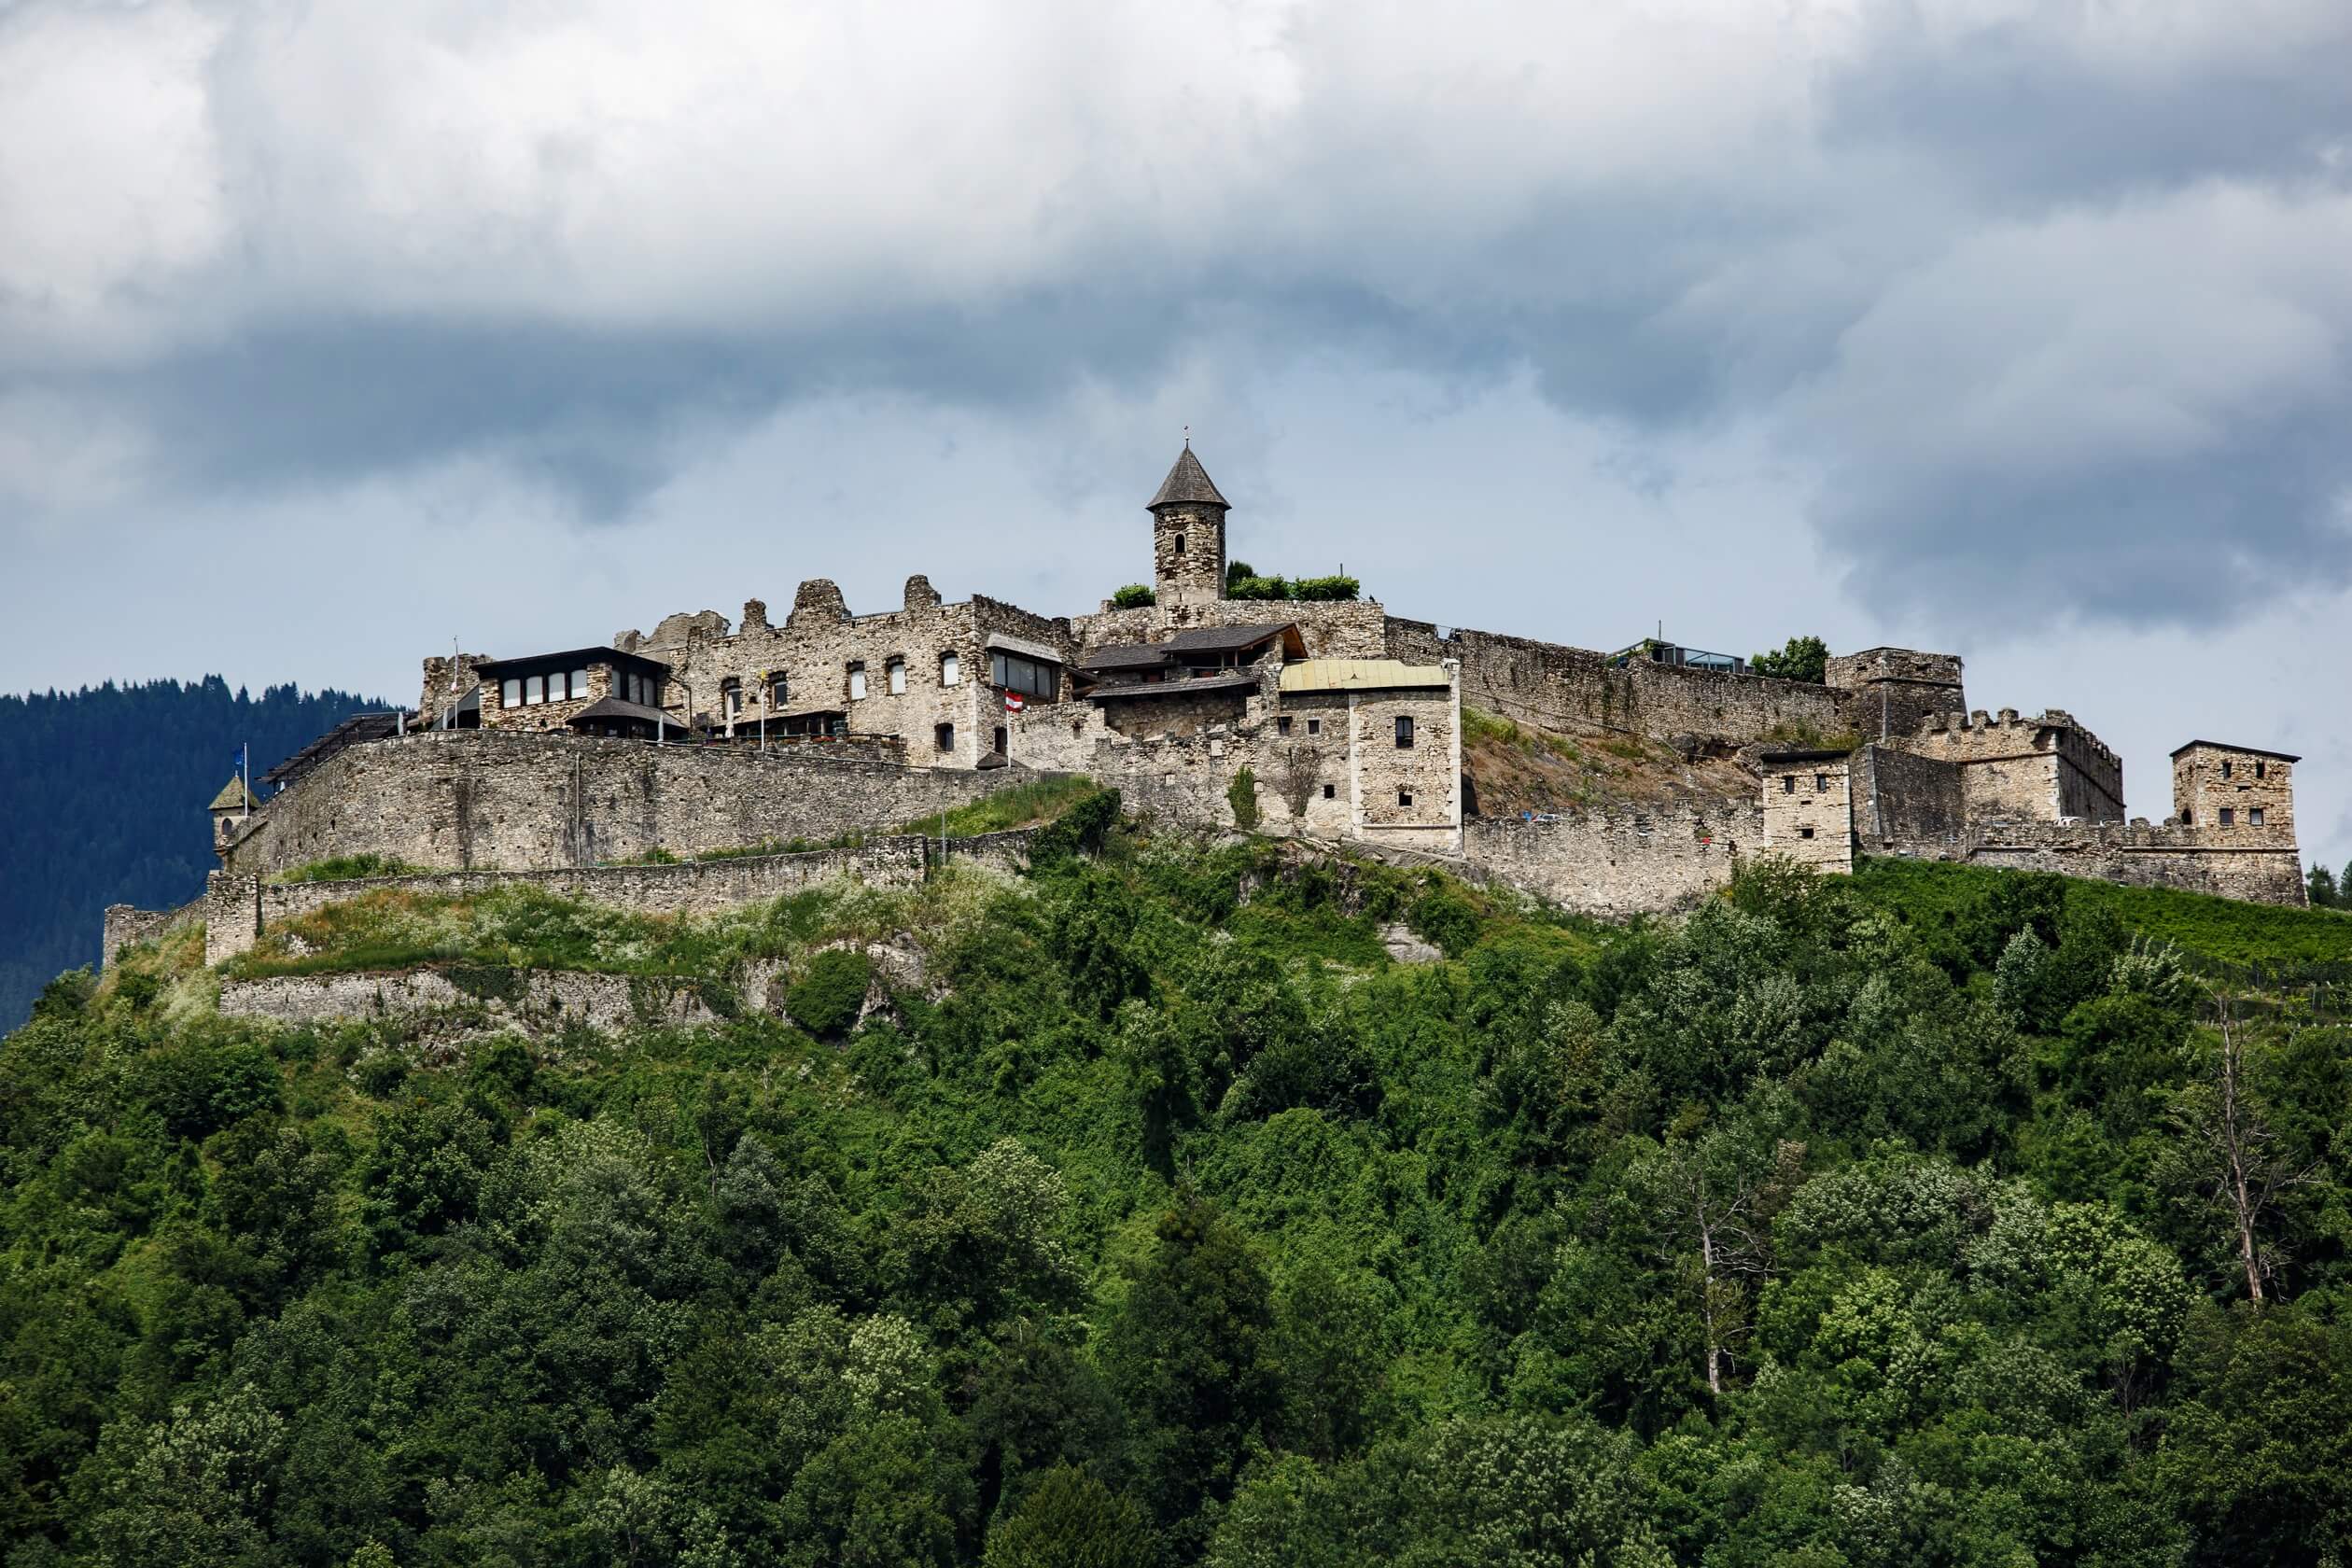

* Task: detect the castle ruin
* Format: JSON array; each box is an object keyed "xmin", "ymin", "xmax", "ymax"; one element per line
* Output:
[{"xmin": 126, "ymin": 442, "xmax": 2308, "ymax": 967}]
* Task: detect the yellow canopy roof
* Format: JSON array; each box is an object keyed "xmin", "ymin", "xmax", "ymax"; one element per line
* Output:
[{"xmin": 1279, "ymin": 659, "xmax": 1450, "ymax": 693}]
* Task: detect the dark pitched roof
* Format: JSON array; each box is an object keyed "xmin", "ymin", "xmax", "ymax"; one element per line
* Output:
[
  {"xmin": 1148, "ymin": 446, "xmax": 1229, "ymax": 510},
  {"xmin": 1077, "ymin": 644, "xmax": 1181, "ymax": 673},
  {"xmin": 1758, "ymin": 748, "xmax": 1854, "ymax": 763},
  {"xmin": 472, "ymin": 646, "xmax": 671, "ymax": 678},
  {"xmin": 208, "ymin": 776, "xmax": 252, "ymax": 812},
  {"xmin": 2170, "ymin": 739, "xmax": 2302, "ymax": 763},
  {"xmin": 260, "ymin": 710, "xmax": 409, "ymax": 787},
  {"xmin": 1164, "ymin": 623, "xmax": 1297, "ymax": 655},
  {"xmin": 567, "ymin": 696, "xmax": 676, "ymax": 729},
  {"xmin": 1089, "ymin": 671, "xmax": 1261, "ymax": 701}
]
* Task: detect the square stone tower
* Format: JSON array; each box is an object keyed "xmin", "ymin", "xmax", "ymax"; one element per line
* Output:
[
  {"xmin": 1149, "ymin": 444, "xmax": 1229, "ymax": 607},
  {"xmin": 2171, "ymin": 741, "xmax": 2297, "ymax": 835},
  {"xmin": 1760, "ymin": 749, "xmax": 1856, "ymax": 874}
]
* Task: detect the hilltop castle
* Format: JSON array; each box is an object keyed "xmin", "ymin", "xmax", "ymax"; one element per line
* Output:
[{"xmin": 141, "ymin": 444, "xmax": 2303, "ymax": 970}]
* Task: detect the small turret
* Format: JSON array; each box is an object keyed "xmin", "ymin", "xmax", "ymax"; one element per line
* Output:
[
  {"xmin": 208, "ymin": 775, "xmax": 251, "ymax": 852},
  {"xmin": 1149, "ymin": 444, "xmax": 1230, "ymax": 608}
]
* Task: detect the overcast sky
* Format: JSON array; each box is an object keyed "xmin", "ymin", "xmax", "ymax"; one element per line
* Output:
[{"xmin": 4, "ymin": 0, "xmax": 2350, "ymax": 871}]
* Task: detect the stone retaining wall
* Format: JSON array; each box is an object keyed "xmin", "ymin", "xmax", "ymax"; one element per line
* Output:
[
  {"xmin": 1463, "ymin": 805, "xmax": 1759, "ymax": 918},
  {"xmin": 217, "ymin": 967, "xmax": 756, "ymax": 1035},
  {"xmin": 218, "ymin": 729, "xmax": 1049, "ymax": 878}
]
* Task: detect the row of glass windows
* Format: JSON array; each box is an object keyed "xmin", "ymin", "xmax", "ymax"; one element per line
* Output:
[
  {"xmin": 720, "ymin": 653, "xmax": 967, "ymax": 712},
  {"xmin": 990, "ymin": 651, "xmax": 1056, "ymax": 698},
  {"xmin": 504, "ymin": 669, "xmax": 592, "ymax": 708}
]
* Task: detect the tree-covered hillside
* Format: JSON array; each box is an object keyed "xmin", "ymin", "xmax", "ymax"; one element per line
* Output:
[
  {"xmin": 7, "ymin": 820, "xmax": 2352, "ymax": 1565},
  {"xmin": 0, "ymin": 679, "xmax": 385, "ymax": 1031}
]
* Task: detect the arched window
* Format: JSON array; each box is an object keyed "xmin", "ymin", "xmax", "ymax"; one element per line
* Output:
[
  {"xmin": 721, "ymin": 678, "xmax": 741, "ymax": 716},
  {"xmin": 848, "ymin": 664, "xmax": 867, "ymax": 701},
  {"xmin": 770, "ymin": 672, "xmax": 789, "ymax": 706},
  {"xmin": 887, "ymin": 657, "xmax": 907, "ymax": 695},
  {"xmin": 940, "ymin": 651, "xmax": 960, "ymax": 686}
]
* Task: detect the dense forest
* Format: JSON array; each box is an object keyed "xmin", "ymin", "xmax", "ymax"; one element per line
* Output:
[
  {"xmin": 0, "ymin": 679, "xmax": 385, "ymax": 1031},
  {"xmin": 7, "ymin": 805, "xmax": 2352, "ymax": 1565}
]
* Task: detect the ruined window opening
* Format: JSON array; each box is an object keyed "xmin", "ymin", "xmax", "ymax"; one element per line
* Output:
[
  {"xmin": 1398, "ymin": 789, "xmax": 1413, "ymax": 806},
  {"xmin": 1799, "ymin": 827, "xmax": 1815, "ymax": 840},
  {"xmin": 848, "ymin": 664, "xmax": 867, "ymax": 701},
  {"xmin": 935, "ymin": 723, "xmax": 955, "ymax": 752},
  {"xmin": 2251, "ymin": 808, "xmax": 2266, "ymax": 826},
  {"xmin": 1307, "ymin": 718, "xmax": 1321, "ymax": 735},
  {"xmin": 940, "ymin": 651, "xmax": 959, "ymax": 686},
  {"xmin": 2182, "ymin": 808, "xmax": 2193, "ymax": 824},
  {"xmin": 1323, "ymin": 783, "xmax": 1337, "ymax": 799},
  {"xmin": 1395, "ymin": 716, "xmax": 1415, "ymax": 749},
  {"xmin": 2221, "ymin": 760, "xmax": 2233, "ymax": 778},
  {"xmin": 1278, "ymin": 717, "xmax": 1293, "ymax": 736},
  {"xmin": 1173, "ymin": 535, "xmax": 1186, "ymax": 555},
  {"xmin": 888, "ymin": 657, "xmax": 907, "ymax": 695},
  {"xmin": 993, "ymin": 725, "xmax": 1007, "ymax": 755},
  {"xmin": 1814, "ymin": 774, "xmax": 1828, "ymax": 791},
  {"xmin": 1782, "ymin": 775, "xmax": 1795, "ymax": 793},
  {"xmin": 2255, "ymin": 762, "xmax": 2267, "ymax": 779}
]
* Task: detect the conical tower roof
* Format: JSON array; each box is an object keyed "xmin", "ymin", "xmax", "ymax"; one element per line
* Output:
[
  {"xmin": 1148, "ymin": 445, "xmax": 1229, "ymax": 510},
  {"xmin": 208, "ymin": 776, "xmax": 251, "ymax": 812}
]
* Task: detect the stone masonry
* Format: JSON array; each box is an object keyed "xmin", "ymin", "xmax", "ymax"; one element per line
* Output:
[{"xmin": 1760, "ymin": 751, "xmax": 1856, "ymax": 875}]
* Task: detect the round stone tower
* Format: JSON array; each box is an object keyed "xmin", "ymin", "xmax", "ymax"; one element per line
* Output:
[{"xmin": 1148, "ymin": 444, "xmax": 1229, "ymax": 608}]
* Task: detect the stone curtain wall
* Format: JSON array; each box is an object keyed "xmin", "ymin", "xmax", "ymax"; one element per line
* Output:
[
  {"xmin": 219, "ymin": 731, "xmax": 1035, "ymax": 879},
  {"xmin": 1380, "ymin": 619, "xmax": 1856, "ymax": 747},
  {"xmin": 219, "ymin": 969, "xmax": 749, "ymax": 1034},
  {"xmin": 99, "ymin": 902, "xmax": 200, "ymax": 968},
  {"xmin": 1951, "ymin": 821, "xmax": 2308, "ymax": 906},
  {"xmin": 1850, "ymin": 745, "xmax": 1967, "ymax": 848},
  {"xmin": 1463, "ymin": 807, "xmax": 1757, "ymax": 918},
  {"xmin": 203, "ymin": 839, "xmax": 932, "ymax": 965},
  {"xmin": 1883, "ymin": 710, "xmax": 2125, "ymax": 825}
]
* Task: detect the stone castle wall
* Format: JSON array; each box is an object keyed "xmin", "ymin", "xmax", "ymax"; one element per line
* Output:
[
  {"xmin": 1071, "ymin": 597, "xmax": 1390, "ymax": 660},
  {"xmin": 1463, "ymin": 806, "xmax": 1757, "ymax": 918},
  {"xmin": 1380, "ymin": 618, "xmax": 1855, "ymax": 747},
  {"xmin": 2173, "ymin": 746, "xmax": 2296, "ymax": 835},
  {"xmin": 217, "ymin": 731, "xmax": 1036, "ymax": 879},
  {"xmin": 100, "ymin": 902, "xmax": 198, "ymax": 968},
  {"xmin": 1823, "ymin": 648, "xmax": 1967, "ymax": 738},
  {"xmin": 218, "ymin": 967, "xmax": 753, "ymax": 1035},
  {"xmin": 1930, "ymin": 821, "xmax": 2308, "ymax": 905},
  {"xmin": 1760, "ymin": 757, "xmax": 1856, "ymax": 874},
  {"xmin": 1850, "ymin": 745, "xmax": 1967, "ymax": 847}
]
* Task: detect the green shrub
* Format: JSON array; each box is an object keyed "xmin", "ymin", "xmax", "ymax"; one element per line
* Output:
[
  {"xmin": 1227, "ymin": 767, "xmax": 1261, "ymax": 831},
  {"xmin": 1290, "ymin": 573, "xmax": 1361, "ymax": 602},
  {"xmin": 1029, "ymin": 788, "xmax": 1122, "ymax": 865},
  {"xmin": 1111, "ymin": 583, "xmax": 1156, "ymax": 609},
  {"xmin": 1409, "ymin": 888, "xmax": 1480, "ymax": 958},
  {"xmin": 786, "ymin": 947, "xmax": 873, "ymax": 1035},
  {"xmin": 1749, "ymin": 634, "xmax": 1829, "ymax": 683}
]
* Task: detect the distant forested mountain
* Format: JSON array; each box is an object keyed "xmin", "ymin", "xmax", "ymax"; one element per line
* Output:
[{"xmin": 0, "ymin": 678, "xmax": 385, "ymax": 1029}]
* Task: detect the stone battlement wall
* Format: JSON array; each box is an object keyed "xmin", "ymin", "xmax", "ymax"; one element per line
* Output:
[
  {"xmin": 1381, "ymin": 618, "xmax": 1855, "ymax": 748},
  {"xmin": 1881, "ymin": 820, "xmax": 2307, "ymax": 906},
  {"xmin": 1851, "ymin": 745, "xmax": 1967, "ymax": 847},
  {"xmin": 1886, "ymin": 708, "xmax": 2125, "ymax": 824},
  {"xmin": 100, "ymin": 901, "xmax": 201, "ymax": 968},
  {"xmin": 218, "ymin": 730, "xmax": 1042, "ymax": 879},
  {"xmin": 1071, "ymin": 597, "xmax": 1389, "ymax": 660}
]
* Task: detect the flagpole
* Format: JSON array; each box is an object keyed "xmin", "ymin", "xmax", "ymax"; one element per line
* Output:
[{"xmin": 242, "ymin": 742, "xmax": 251, "ymax": 819}]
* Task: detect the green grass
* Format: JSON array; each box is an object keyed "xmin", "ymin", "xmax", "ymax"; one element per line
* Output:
[
  {"xmin": 1853, "ymin": 855, "xmax": 2352, "ymax": 969},
  {"xmin": 892, "ymin": 773, "xmax": 1099, "ymax": 838},
  {"xmin": 1462, "ymin": 706, "xmax": 1583, "ymax": 763},
  {"xmin": 272, "ymin": 853, "xmax": 430, "ymax": 884}
]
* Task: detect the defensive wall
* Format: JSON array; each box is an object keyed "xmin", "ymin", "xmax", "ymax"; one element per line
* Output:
[
  {"xmin": 1071, "ymin": 596, "xmax": 1390, "ymax": 660},
  {"xmin": 1915, "ymin": 821, "xmax": 2307, "ymax": 905},
  {"xmin": 1460, "ymin": 805, "xmax": 1757, "ymax": 918},
  {"xmin": 218, "ymin": 968, "xmax": 756, "ymax": 1035},
  {"xmin": 1884, "ymin": 709, "xmax": 2125, "ymax": 824},
  {"xmin": 216, "ymin": 730, "xmax": 1043, "ymax": 879},
  {"xmin": 198, "ymin": 831, "xmax": 1041, "ymax": 967},
  {"xmin": 1379, "ymin": 618, "xmax": 1858, "ymax": 748}
]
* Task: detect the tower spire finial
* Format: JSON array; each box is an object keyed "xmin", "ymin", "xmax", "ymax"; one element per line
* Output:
[{"xmin": 1183, "ymin": 423, "xmax": 1189, "ymax": 448}]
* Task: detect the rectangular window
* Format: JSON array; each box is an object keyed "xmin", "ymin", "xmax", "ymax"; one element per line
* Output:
[
  {"xmin": 1323, "ymin": 783, "xmax": 1336, "ymax": 799},
  {"xmin": 848, "ymin": 665, "xmax": 867, "ymax": 701},
  {"xmin": 989, "ymin": 651, "xmax": 1058, "ymax": 698},
  {"xmin": 2219, "ymin": 807, "xmax": 2234, "ymax": 825},
  {"xmin": 941, "ymin": 652, "xmax": 959, "ymax": 686},
  {"xmin": 1398, "ymin": 789, "xmax": 1413, "ymax": 806},
  {"xmin": 2250, "ymin": 808, "xmax": 2266, "ymax": 826},
  {"xmin": 1395, "ymin": 716, "xmax": 1415, "ymax": 749},
  {"xmin": 503, "ymin": 678, "xmax": 522, "ymax": 708},
  {"xmin": 1814, "ymin": 773, "xmax": 1828, "ymax": 791},
  {"xmin": 1173, "ymin": 535, "xmax": 1186, "ymax": 555},
  {"xmin": 935, "ymin": 723, "xmax": 955, "ymax": 752},
  {"xmin": 1799, "ymin": 827, "xmax": 1815, "ymax": 840},
  {"xmin": 1307, "ymin": 718, "xmax": 1321, "ymax": 735},
  {"xmin": 1278, "ymin": 716, "xmax": 1293, "ymax": 736},
  {"xmin": 1783, "ymin": 775, "xmax": 1796, "ymax": 793},
  {"xmin": 525, "ymin": 675, "xmax": 544, "ymax": 705},
  {"xmin": 888, "ymin": 658, "xmax": 906, "ymax": 695},
  {"xmin": 2221, "ymin": 761, "xmax": 2233, "ymax": 778},
  {"xmin": 571, "ymin": 668, "xmax": 590, "ymax": 699},
  {"xmin": 2255, "ymin": 762, "xmax": 2267, "ymax": 779}
]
